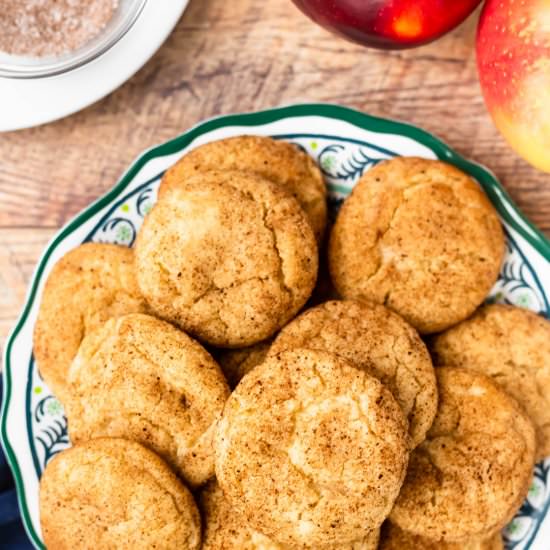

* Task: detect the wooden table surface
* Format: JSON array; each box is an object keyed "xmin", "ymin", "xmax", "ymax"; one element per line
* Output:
[{"xmin": 1, "ymin": 0, "xmax": 549, "ymax": 351}]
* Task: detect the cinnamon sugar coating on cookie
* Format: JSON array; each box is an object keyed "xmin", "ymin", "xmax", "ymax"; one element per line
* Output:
[
  {"xmin": 40, "ymin": 438, "xmax": 201, "ymax": 550},
  {"xmin": 379, "ymin": 522, "xmax": 503, "ymax": 550},
  {"xmin": 269, "ymin": 299, "xmax": 437, "ymax": 448},
  {"xmin": 135, "ymin": 170, "xmax": 318, "ymax": 347},
  {"xmin": 215, "ymin": 349, "xmax": 409, "ymax": 547},
  {"xmin": 33, "ymin": 243, "xmax": 148, "ymax": 402},
  {"xmin": 390, "ymin": 367, "xmax": 535, "ymax": 542},
  {"xmin": 66, "ymin": 313, "xmax": 230, "ymax": 487},
  {"xmin": 200, "ymin": 480, "xmax": 380, "ymax": 549},
  {"xmin": 329, "ymin": 158, "xmax": 504, "ymax": 334},
  {"xmin": 432, "ymin": 304, "xmax": 550, "ymax": 460},
  {"xmin": 159, "ymin": 135, "xmax": 327, "ymax": 242}
]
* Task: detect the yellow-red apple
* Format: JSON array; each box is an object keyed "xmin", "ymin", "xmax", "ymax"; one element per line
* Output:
[{"xmin": 477, "ymin": 0, "xmax": 550, "ymax": 172}]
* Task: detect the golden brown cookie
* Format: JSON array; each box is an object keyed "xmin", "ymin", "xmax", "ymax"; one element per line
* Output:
[
  {"xmin": 159, "ymin": 135, "xmax": 327, "ymax": 242},
  {"xmin": 217, "ymin": 340, "xmax": 272, "ymax": 388},
  {"xmin": 135, "ymin": 170, "xmax": 318, "ymax": 347},
  {"xmin": 33, "ymin": 243, "xmax": 148, "ymax": 402},
  {"xmin": 379, "ymin": 522, "xmax": 503, "ymax": 550},
  {"xmin": 200, "ymin": 480, "xmax": 380, "ymax": 550},
  {"xmin": 269, "ymin": 300, "xmax": 437, "ymax": 448},
  {"xmin": 390, "ymin": 367, "xmax": 535, "ymax": 543},
  {"xmin": 215, "ymin": 349, "xmax": 409, "ymax": 547},
  {"xmin": 431, "ymin": 304, "xmax": 550, "ymax": 460},
  {"xmin": 328, "ymin": 158, "xmax": 504, "ymax": 334},
  {"xmin": 40, "ymin": 438, "xmax": 201, "ymax": 550},
  {"xmin": 66, "ymin": 313, "xmax": 230, "ymax": 487}
]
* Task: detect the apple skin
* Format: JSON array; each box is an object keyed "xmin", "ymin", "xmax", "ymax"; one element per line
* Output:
[
  {"xmin": 292, "ymin": 0, "xmax": 483, "ymax": 49},
  {"xmin": 477, "ymin": 0, "xmax": 550, "ymax": 172}
]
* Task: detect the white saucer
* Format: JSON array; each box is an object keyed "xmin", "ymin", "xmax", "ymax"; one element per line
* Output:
[{"xmin": 0, "ymin": 0, "xmax": 189, "ymax": 132}]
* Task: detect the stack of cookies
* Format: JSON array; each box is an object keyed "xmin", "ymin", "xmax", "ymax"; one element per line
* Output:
[{"xmin": 34, "ymin": 136, "xmax": 550, "ymax": 550}]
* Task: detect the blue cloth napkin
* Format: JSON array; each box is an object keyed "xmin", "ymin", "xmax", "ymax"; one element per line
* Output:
[{"xmin": 0, "ymin": 378, "xmax": 34, "ymax": 549}]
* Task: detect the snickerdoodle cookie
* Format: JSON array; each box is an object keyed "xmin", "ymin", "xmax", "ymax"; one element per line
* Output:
[
  {"xmin": 390, "ymin": 367, "xmax": 535, "ymax": 543},
  {"xmin": 379, "ymin": 522, "xmax": 503, "ymax": 550},
  {"xmin": 135, "ymin": 170, "xmax": 318, "ymax": 347},
  {"xmin": 200, "ymin": 480, "xmax": 380, "ymax": 550},
  {"xmin": 328, "ymin": 158, "xmax": 504, "ymax": 334},
  {"xmin": 269, "ymin": 300, "xmax": 437, "ymax": 448},
  {"xmin": 40, "ymin": 438, "xmax": 201, "ymax": 550},
  {"xmin": 432, "ymin": 304, "xmax": 550, "ymax": 460},
  {"xmin": 215, "ymin": 349, "xmax": 409, "ymax": 547},
  {"xmin": 217, "ymin": 339, "xmax": 272, "ymax": 388},
  {"xmin": 66, "ymin": 313, "xmax": 230, "ymax": 487},
  {"xmin": 33, "ymin": 242, "xmax": 148, "ymax": 402},
  {"xmin": 159, "ymin": 135, "xmax": 327, "ymax": 242}
]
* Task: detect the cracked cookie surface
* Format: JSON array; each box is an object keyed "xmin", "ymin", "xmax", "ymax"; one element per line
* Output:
[
  {"xmin": 40, "ymin": 438, "xmax": 201, "ymax": 550},
  {"xmin": 66, "ymin": 313, "xmax": 230, "ymax": 487},
  {"xmin": 390, "ymin": 367, "xmax": 535, "ymax": 543},
  {"xmin": 135, "ymin": 170, "xmax": 318, "ymax": 347},
  {"xmin": 33, "ymin": 243, "xmax": 149, "ymax": 403},
  {"xmin": 215, "ymin": 349, "xmax": 409, "ymax": 547},
  {"xmin": 200, "ymin": 480, "xmax": 380, "ymax": 550},
  {"xmin": 269, "ymin": 300, "xmax": 437, "ymax": 449},
  {"xmin": 431, "ymin": 304, "xmax": 550, "ymax": 460},
  {"xmin": 379, "ymin": 522, "xmax": 503, "ymax": 550},
  {"xmin": 328, "ymin": 157, "xmax": 504, "ymax": 334},
  {"xmin": 158, "ymin": 135, "xmax": 327, "ymax": 242}
]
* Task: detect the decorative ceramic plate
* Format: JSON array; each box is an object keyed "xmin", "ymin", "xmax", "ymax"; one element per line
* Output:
[{"xmin": 2, "ymin": 104, "xmax": 549, "ymax": 549}]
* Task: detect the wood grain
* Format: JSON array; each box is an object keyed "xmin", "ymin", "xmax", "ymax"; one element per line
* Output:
[
  {"xmin": 0, "ymin": 229, "xmax": 55, "ymax": 354},
  {"xmin": 1, "ymin": 0, "xmax": 549, "ymax": 348}
]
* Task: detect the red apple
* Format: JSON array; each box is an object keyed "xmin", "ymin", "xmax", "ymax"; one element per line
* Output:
[
  {"xmin": 477, "ymin": 0, "xmax": 550, "ymax": 172},
  {"xmin": 291, "ymin": 0, "xmax": 483, "ymax": 49}
]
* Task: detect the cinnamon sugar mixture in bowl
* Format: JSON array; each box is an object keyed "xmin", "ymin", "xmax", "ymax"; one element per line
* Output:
[
  {"xmin": 0, "ymin": 1, "xmax": 119, "ymax": 57},
  {"xmin": 0, "ymin": 0, "xmax": 147, "ymax": 78}
]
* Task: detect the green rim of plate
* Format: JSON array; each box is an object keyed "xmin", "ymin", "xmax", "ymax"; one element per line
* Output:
[{"xmin": 2, "ymin": 103, "xmax": 550, "ymax": 549}]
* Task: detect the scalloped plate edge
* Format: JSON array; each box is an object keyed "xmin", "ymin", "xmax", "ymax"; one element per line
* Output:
[{"xmin": 2, "ymin": 103, "xmax": 550, "ymax": 549}]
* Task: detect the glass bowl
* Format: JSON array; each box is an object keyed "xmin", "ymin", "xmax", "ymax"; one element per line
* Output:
[{"xmin": 0, "ymin": 0, "xmax": 148, "ymax": 79}]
